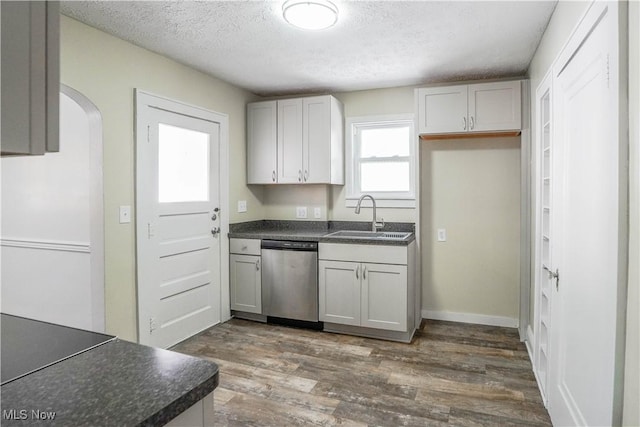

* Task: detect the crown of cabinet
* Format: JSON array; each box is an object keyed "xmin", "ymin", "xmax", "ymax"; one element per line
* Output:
[
  {"xmin": 247, "ymin": 95, "xmax": 344, "ymax": 185},
  {"xmin": 416, "ymin": 80, "xmax": 522, "ymax": 137}
]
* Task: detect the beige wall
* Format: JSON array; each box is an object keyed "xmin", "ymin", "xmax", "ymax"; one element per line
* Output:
[
  {"xmin": 61, "ymin": 16, "xmax": 260, "ymax": 341},
  {"xmin": 260, "ymin": 85, "xmax": 418, "ymax": 223},
  {"xmin": 420, "ymin": 137, "xmax": 521, "ymax": 322},
  {"xmin": 623, "ymin": 2, "xmax": 639, "ymax": 425},
  {"xmin": 525, "ymin": 0, "xmax": 590, "ymax": 331}
]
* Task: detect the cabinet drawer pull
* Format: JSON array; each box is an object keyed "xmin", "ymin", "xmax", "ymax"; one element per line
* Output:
[
  {"xmin": 470, "ymin": 116, "xmax": 475, "ymax": 130},
  {"xmin": 463, "ymin": 116, "xmax": 467, "ymax": 130},
  {"xmin": 256, "ymin": 259, "xmax": 260, "ymax": 271},
  {"xmin": 363, "ymin": 266, "xmax": 367, "ymax": 279},
  {"xmin": 355, "ymin": 266, "xmax": 359, "ymax": 279},
  {"xmin": 272, "ymin": 170, "xmax": 276, "ymax": 182}
]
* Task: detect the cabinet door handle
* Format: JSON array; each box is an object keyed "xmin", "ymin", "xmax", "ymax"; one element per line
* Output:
[
  {"xmin": 298, "ymin": 170, "xmax": 302, "ymax": 182},
  {"xmin": 355, "ymin": 265, "xmax": 359, "ymax": 279},
  {"xmin": 363, "ymin": 266, "xmax": 367, "ymax": 279},
  {"xmin": 463, "ymin": 116, "xmax": 467, "ymax": 130},
  {"xmin": 272, "ymin": 170, "xmax": 276, "ymax": 182},
  {"xmin": 470, "ymin": 116, "xmax": 475, "ymax": 130},
  {"xmin": 256, "ymin": 259, "xmax": 260, "ymax": 271},
  {"xmin": 304, "ymin": 170, "xmax": 308, "ymax": 182}
]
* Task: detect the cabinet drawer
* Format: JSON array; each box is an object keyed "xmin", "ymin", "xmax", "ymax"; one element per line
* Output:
[
  {"xmin": 230, "ymin": 238, "xmax": 261, "ymax": 255},
  {"xmin": 319, "ymin": 243, "xmax": 407, "ymax": 265}
]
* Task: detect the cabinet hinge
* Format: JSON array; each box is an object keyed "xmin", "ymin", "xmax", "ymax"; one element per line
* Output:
[
  {"xmin": 149, "ymin": 317, "xmax": 157, "ymax": 334},
  {"xmin": 147, "ymin": 125, "xmax": 151, "ymax": 143},
  {"xmin": 606, "ymin": 53, "xmax": 610, "ymax": 88},
  {"xmin": 147, "ymin": 222, "xmax": 155, "ymax": 239}
]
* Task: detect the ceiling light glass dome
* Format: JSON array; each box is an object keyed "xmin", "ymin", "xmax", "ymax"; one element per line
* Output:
[{"xmin": 282, "ymin": 0, "xmax": 339, "ymax": 31}]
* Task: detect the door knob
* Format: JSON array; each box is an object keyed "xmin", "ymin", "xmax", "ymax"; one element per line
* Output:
[
  {"xmin": 211, "ymin": 227, "xmax": 220, "ymax": 236},
  {"xmin": 211, "ymin": 213, "xmax": 217, "ymax": 221}
]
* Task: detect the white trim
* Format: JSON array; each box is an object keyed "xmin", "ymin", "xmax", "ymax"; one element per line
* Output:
[
  {"xmin": 61, "ymin": 84, "xmax": 106, "ymax": 333},
  {"xmin": 0, "ymin": 238, "xmax": 90, "ymax": 253},
  {"xmin": 345, "ymin": 114, "xmax": 416, "ymax": 207},
  {"xmin": 526, "ymin": 325, "xmax": 535, "ymax": 361},
  {"xmin": 422, "ymin": 309, "xmax": 519, "ymax": 328},
  {"xmin": 345, "ymin": 198, "xmax": 416, "ymax": 208}
]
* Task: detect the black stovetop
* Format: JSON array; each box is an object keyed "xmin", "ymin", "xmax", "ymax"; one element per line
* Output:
[{"xmin": 0, "ymin": 313, "xmax": 115, "ymax": 385}]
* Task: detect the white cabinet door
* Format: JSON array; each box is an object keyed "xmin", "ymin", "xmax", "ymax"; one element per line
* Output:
[
  {"xmin": 1, "ymin": 1, "xmax": 59, "ymax": 155},
  {"xmin": 416, "ymin": 86, "xmax": 467, "ymax": 134},
  {"xmin": 230, "ymin": 254, "xmax": 262, "ymax": 314},
  {"xmin": 277, "ymin": 98, "xmax": 303, "ymax": 183},
  {"xmin": 361, "ymin": 263, "xmax": 407, "ymax": 332},
  {"xmin": 303, "ymin": 96, "xmax": 331, "ymax": 184},
  {"xmin": 468, "ymin": 81, "xmax": 521, "ymax": 132},
  {"xmin": 319, "ymin": 260, "xmax": 360, "ymax": 326},
  {"xmin": 247, "ymin": 101, "xmax": 277, "ymax": 184}
]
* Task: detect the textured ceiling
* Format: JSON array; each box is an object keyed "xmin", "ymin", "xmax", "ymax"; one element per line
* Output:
[{"xmin": 60, "ymin": 1, "xmax": 557, "ymax": 96}]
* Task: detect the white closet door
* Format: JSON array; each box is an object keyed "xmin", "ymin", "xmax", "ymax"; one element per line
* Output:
[{"xmin": 549, "ymin": 3, "xmax": 621, "ymax": 426}]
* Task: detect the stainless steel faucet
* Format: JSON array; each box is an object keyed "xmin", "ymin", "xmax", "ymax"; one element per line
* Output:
[{"xmin": 355, "ymin": 194, "xmax": 384, "ymax": 232}]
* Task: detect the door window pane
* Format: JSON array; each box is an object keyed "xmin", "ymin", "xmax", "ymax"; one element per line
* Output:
[
  {"xmin": 360, "ymin": 126, "xmax": 410, "ymax": 158},
  {"xmin": 158, "ymin": 123, "xmax": 209, "ymax": 203},
  {"xmin": 360, "ymin": 161, "xmax": 410, "ymax": 192}
]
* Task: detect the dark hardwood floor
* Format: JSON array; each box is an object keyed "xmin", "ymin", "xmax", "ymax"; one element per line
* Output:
[{"xmin": 172, "ymin": 319, "xmax": 551, "ymax": 426}]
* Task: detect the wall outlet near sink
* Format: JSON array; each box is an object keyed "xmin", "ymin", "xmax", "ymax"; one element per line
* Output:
[
  {"xmin": 296, "ymin": 206, "xmax": 308, "ymax": 219},
  {"xmin": 314, "ymin": 207, "xmax": 322, "ymax": 219}
]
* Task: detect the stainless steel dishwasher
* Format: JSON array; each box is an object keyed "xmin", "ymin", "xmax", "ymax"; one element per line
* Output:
[{"xmin": 261, "ymin": 240, "xmax": 319, "ymax": 326}]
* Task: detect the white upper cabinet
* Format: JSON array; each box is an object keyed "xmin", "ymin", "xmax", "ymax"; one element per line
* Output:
[
  {"xmin": 1, "ymin": 1, "xmax": 60, "ymax": 155},
  {"xmin": 416, "ymin": 80, "xmax": 522, "ymax": 135},
  {"xmin": 277, "ymin": 98, "xmax": 304, "ymax": 183},
  {"xmin": 247, "ymin": 101, "xmax": 277, "ymax": 184},
  {"xmin": 247, "ymin": 95, "xmax": 344, "ymax": 185}
]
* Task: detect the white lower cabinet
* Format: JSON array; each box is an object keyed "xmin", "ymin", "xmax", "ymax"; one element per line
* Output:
[
  {"xmin": 319, "ymin": 243, "xmax": 413, "ymax": 334},
  {"xmin": 229, "ymin": 239, "xmax": 262, "ymax": 314}
]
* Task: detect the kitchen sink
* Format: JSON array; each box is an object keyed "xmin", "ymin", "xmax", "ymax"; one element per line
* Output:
[{"xmin": 324, "ymin": 230, "xmax": 412, "ymax": 240}]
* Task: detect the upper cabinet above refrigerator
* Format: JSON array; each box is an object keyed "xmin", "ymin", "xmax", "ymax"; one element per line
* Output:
[{"xmin": 416, "ymin": 80, "xmax": 522, "ymax": 136}]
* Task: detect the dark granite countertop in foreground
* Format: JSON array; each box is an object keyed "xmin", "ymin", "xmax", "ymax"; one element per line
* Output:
[
  {"xmin": 229, "ymin": 220, "xmax": 416, "ymax": 246},
  {"xmin": 0, "ymin": 338, "xmax": 219, "ymax": 426}
]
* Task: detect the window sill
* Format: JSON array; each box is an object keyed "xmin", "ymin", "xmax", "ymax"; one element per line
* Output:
[{"xmin": 345, "ymin": 198, "xmax": 416, "ymax": 209}]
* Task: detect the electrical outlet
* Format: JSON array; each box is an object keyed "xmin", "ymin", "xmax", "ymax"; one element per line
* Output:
[
  {"xmin": 314, "ymin": 207, "xmax": 322, "ymax": 219},
  {"xmin": 119, "ymin": 206, "xmax": 131, "ymax": 224},
  {"xmin": 296, "ymin": 206, "xmax": 308, "ymax": 218},
  {"xmin": 237, "ymin": 200, "xmax": 247, "ymax": 213},
  {"xmin": 437, "ymin": 229, "xmax": 447, "ymax": 242}
]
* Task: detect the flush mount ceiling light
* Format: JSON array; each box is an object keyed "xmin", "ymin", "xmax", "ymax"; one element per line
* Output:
[{"xmin": 282, "ymin": 0, "xmax": 339, "ymax": 31}]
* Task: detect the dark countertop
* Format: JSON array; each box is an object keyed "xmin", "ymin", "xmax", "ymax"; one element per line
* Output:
[
  {"xmin": 228, "ymin": 220, "xmax": 416, "ymax": 246},
  {"xmin": 1, "ymin": 325, "xmax": 219, "ymax": 426}
]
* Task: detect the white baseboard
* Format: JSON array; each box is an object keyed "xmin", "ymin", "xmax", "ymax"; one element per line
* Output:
[
  {"xmin": 421, "ymin": 310, "xmax": 519, "ymax": 328},
  {"xmin": 526, "ymin": 325, "xmax": 535, "ymax": 361}
]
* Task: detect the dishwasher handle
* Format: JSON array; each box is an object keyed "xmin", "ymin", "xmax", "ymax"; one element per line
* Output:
[{"xmin": 261, "ymin": 240, "xmax": 318, "ymax": 251}]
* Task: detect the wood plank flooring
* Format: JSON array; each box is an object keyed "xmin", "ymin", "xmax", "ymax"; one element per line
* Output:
[{"xmin": 172, "ymin": 319, "xmax": 551, "ymax": 426}]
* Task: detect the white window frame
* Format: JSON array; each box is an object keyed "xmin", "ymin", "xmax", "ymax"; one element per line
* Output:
[{"xmin": 345, "ymin": 114, "xmax": 416, "ymax": 208}]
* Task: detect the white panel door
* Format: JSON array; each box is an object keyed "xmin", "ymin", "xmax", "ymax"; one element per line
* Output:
[
  {"xmin": 229, "ymin": 254, "xmax": 261, "ymax": 314},
  {"xmin": 303, "ymin": 96, "xmax": 330, "ymax": 183},
  {"xmin": 247, "ymin": 101, "xmax": 277, "ymax": 184},
  {"xmin": 137, "ymin": 94, "xmax": 222, "ymax": 349},
  {"xmin": 277, "ymin": 98, "xmax": 303, "ymax": 183},
  {"xmin": 468, "ymin": 81, "xmax": 521, "ymax": 132},
  {"xmin": 549, "ymin": 3, "xmax": 620, "ymax": 425},
  {"xmin": 416, "ymin": 86, "xmax": 467, "ymax": 134},
  {"xmin": 361, "ymin": 263, "xmax": 407, "ymax": 332},
  {"xmin": 319, "ymin": 260, "xmax": 361, "ymax": 326}
]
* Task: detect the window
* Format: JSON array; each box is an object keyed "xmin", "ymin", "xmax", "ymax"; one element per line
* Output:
[{"xmin": 346, "ymin": 115, "xmax": 416, "ymax": 208}]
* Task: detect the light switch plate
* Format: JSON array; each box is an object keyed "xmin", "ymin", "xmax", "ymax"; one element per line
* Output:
[
  {"xmin": 119, "ymin": 205, "xmax": 131, "ymax": 224},
  {"xmin": 237, "ymin": 200, "xmax": 247, "ymax": 213},
  {"xmin": 314, "ymin": 207, "xmax": 322, "ymax": 219},
  {"xmin": 437, "ymin": 228, "xmax": 447, "ymax": 242},
  {"xmin": 296, "ymin": 206, "xmax": 308, "ymax": 219}
]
